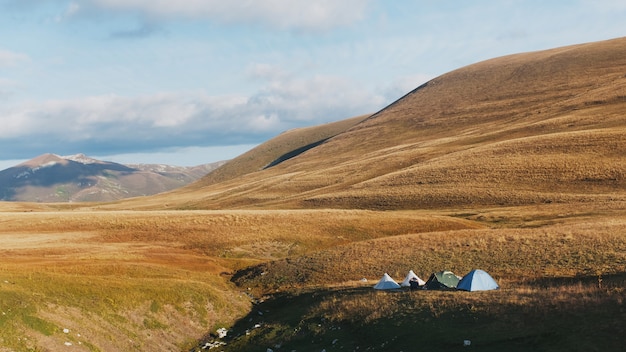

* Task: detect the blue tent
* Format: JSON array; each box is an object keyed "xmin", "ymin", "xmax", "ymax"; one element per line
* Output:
[{"xmin": 457, "ymin": 269, "xmax": 499, "ymax": 291}]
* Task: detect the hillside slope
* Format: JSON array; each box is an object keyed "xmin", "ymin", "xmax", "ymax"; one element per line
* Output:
[
  {"xmin": 112, "ymin": 37, "xmax": 626, "ymax": 211},
  {"xmin": 195, "ymin": 114, "xmax": 369, "ymax": 187}
]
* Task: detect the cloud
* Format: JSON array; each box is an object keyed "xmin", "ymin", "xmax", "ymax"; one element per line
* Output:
[
  {"xmin": 0, "ymin": 73, "xmax": 385, "ymax": 160},
  {"xmin": 0, "ymin": 78, "xmax": 20, "ymax": 101},
  {"xmin": 61, "ymin": 0, "xmax": 371, "ymax": 31},
  {"xmin": 246, "ymin": 63, "xmax": 291, "ymax": 81},
  {"xmin": 109, "ymin": 22, "xmax": 163, "ymax": 39},
  {"xmin": 0, "ymin": 49, "xmax": 30, "ymax": 67}
]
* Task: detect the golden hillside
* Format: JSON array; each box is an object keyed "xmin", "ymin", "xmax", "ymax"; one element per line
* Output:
[{"xmin": 114, "ymin": 37, "xmax": 626, "ymax": 211}]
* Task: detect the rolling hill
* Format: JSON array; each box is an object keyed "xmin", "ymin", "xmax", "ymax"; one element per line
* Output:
[
  {"xmin": 0, "ymin": 153, "xmax": 224, "ymax": 202},
  {"xmin": 112, "ymin": 36, "xmax": 626, "ymax": 211}
]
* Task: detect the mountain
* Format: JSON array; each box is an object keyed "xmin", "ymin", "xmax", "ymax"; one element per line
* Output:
[
  {"xmin": 113, "ymin": 36, "xmax": 626, "ymax": 210},
  {"xmin": 0, "ymin": 153, "xmax": 225, "ymax": 202}
]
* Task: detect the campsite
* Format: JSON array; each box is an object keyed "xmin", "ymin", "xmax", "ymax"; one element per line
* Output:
[{"xmin": 374, "ymin": 269, "xmax": 499, "ymax": 291}]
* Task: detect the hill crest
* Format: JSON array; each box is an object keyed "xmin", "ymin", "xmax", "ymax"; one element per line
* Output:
[{"xmin": 98, "ymin": 37, "xmax": 626, "ymax": 210}]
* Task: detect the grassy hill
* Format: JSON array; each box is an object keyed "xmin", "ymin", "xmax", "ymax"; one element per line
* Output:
[
  {"xmin": 107, "ymin": 37, "xmax": 626, "ymax": 211},
  {"xmin": 1, "ymin": 37, "xmax": 626, "ymax": 351}
]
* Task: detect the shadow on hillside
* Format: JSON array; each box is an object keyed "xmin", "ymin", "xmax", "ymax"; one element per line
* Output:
[
  {"xmin": 191, "ymin": 271, "xmax": 626, "ymax": 351},
  {"xmin": 0, "ymin": 162, "xmax": 137, "ymax": 201},
  {"xmin": 518, "ymin": 271, "xmax": 626, "ymax": 289},
  {"xmin": 263, "ymin": 137, "xmax": 331, "ymax": 169}
]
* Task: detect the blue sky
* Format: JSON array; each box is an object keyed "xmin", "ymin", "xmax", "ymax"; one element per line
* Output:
[{"xmin": 1, "ymin": 0, "xmax": 626, "ymax": 169}]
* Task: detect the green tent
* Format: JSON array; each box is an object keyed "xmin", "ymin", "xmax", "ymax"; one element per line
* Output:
[{"xmin": 424, "ymin": 270, "xmax": 460, "ymax": 290}]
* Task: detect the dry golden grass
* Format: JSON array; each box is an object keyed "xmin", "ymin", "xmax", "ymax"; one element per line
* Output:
[
  {"xmin": 3, "ymin": 205, "xmax": 625, "ymax": 350},
  {"xmin": 0, "ymin": 208, "xmax": 478, "ymax": 350},
  {"xmin": 232, "ymin": 203, "xmax": 626, "ymax": 291},
  {"xmin": 218, "ymin": 204, "xmax": 626, "ymax": 351}
]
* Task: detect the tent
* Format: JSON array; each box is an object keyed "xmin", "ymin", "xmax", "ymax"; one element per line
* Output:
[
  {"xmin": 400, "ymin": 270, "xmax": 425, "ymax": 287},
  {"xmin": 424, "ymin": 270, "xmax": 460, "ymax": 290},
  {"xmin": 373, "ymin": 273, "xmax": 401, "ymax": 290},
  {"xmin": 457, "ymin": 269, "xmax": 499, "ymax": 291}
]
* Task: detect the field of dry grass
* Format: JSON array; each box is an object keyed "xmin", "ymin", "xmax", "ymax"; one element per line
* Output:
[
  {"xmin": 1, "ymin": 207, "xmax": 478, "ymax": 351},
  {"xmin": 208, "ymin": 203, "xmax": 626, "ymax": 351},
  {"xmin": 232, "ymin": 202, "xmax": 626, "ymax": 289},
  {"xmin": 2, "ymin": 202, "xmax": 625, "ymax": 351}
]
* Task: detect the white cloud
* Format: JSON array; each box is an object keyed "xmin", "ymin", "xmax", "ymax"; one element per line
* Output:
[
  {"xmin": 0, "ymin": 73, "xmax": 385, "ymax": 159},
  {"xmin": 0, "ymin": 78, "xmax": 20, "ymax": 100},
  {"xmin": 247, "ymin": 72, "xmax": 385, "ymax": 123},
  {"xmin": 68, "ymin": 0, "xmax": 371, "ymax": 31},
  {"xmin": 0, "ymin": 49, "xmax": 30, "ymax": 67},
  {"xmin": 246, "ymin": 63, "xmax": 291, "ymax": 81}
]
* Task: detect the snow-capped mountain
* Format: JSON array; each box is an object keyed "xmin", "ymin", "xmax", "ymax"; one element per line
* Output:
[{"xmin": 0, "ymin": 153, "xmax": 225, "ymax": 202}]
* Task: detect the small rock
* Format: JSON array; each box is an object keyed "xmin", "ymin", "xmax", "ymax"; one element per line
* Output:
[{"xmin": 216, "ymin": 327, "xmax": 228, "ymax": 338}]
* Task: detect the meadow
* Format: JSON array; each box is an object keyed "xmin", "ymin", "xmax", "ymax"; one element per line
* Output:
[
  {"xmin": 1, "ymin": 201, "xmax": 625, "ymax": 351},
  {"xmin": 0, "ymin": 207, "xmax": 480, "ymax": 351},
  {"xmin": 216, "ymin": 203, "xmax": 626, "ymax": 352}
]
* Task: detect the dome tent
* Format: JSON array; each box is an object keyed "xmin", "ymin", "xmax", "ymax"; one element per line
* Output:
[
  {"xmin": 373, "ymin": 273, "xmax": 401, "ymax": 290},
  {"xmin": 457, "ymin": 269, "xmax": 499, "ymax": 291},
  {"xmin": 424, "ymin": 270, "xmax": 460, "ymax": 290}
]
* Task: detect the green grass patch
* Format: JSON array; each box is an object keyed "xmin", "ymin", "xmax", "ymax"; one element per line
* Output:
[
  {"xmin": 143, "ymin": 317, "xmax": 168, "ymax": 330},
  {"xmin": 0, "ymin": 265, "xmax": 250, "ymax": 351},
  {"xmin": 22, "ymin": 315, "xmax": 57, "ymax": 336}
]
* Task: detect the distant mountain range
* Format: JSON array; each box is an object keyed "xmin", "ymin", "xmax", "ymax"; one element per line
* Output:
[{"xmin": 0, "ymin": 153, "xmax": 226, "ymax": 202}]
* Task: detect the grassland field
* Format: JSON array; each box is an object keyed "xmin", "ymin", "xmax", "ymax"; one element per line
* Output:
[{"xmin": 1, "ymin": 201, "xmax": 625, "ymax": 351}]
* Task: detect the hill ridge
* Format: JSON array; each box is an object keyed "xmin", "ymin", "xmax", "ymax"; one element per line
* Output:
[{"xmin": 107, "ymin": 36, "xmax": 626, "ymax": 210}]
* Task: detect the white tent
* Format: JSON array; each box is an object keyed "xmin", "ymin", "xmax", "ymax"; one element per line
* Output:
[
  {"xmin": 373, "ymin": 273, "xmax": 401, "ymax": 290},
  {"xmin": 400, "ymin": 270, "xmax": 425, "ymax": 287}
]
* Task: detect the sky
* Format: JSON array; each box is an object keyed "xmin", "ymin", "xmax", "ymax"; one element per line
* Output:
[{"xmin": 1, "ymin": 0, "xmax": 626, "ymax": 170}]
